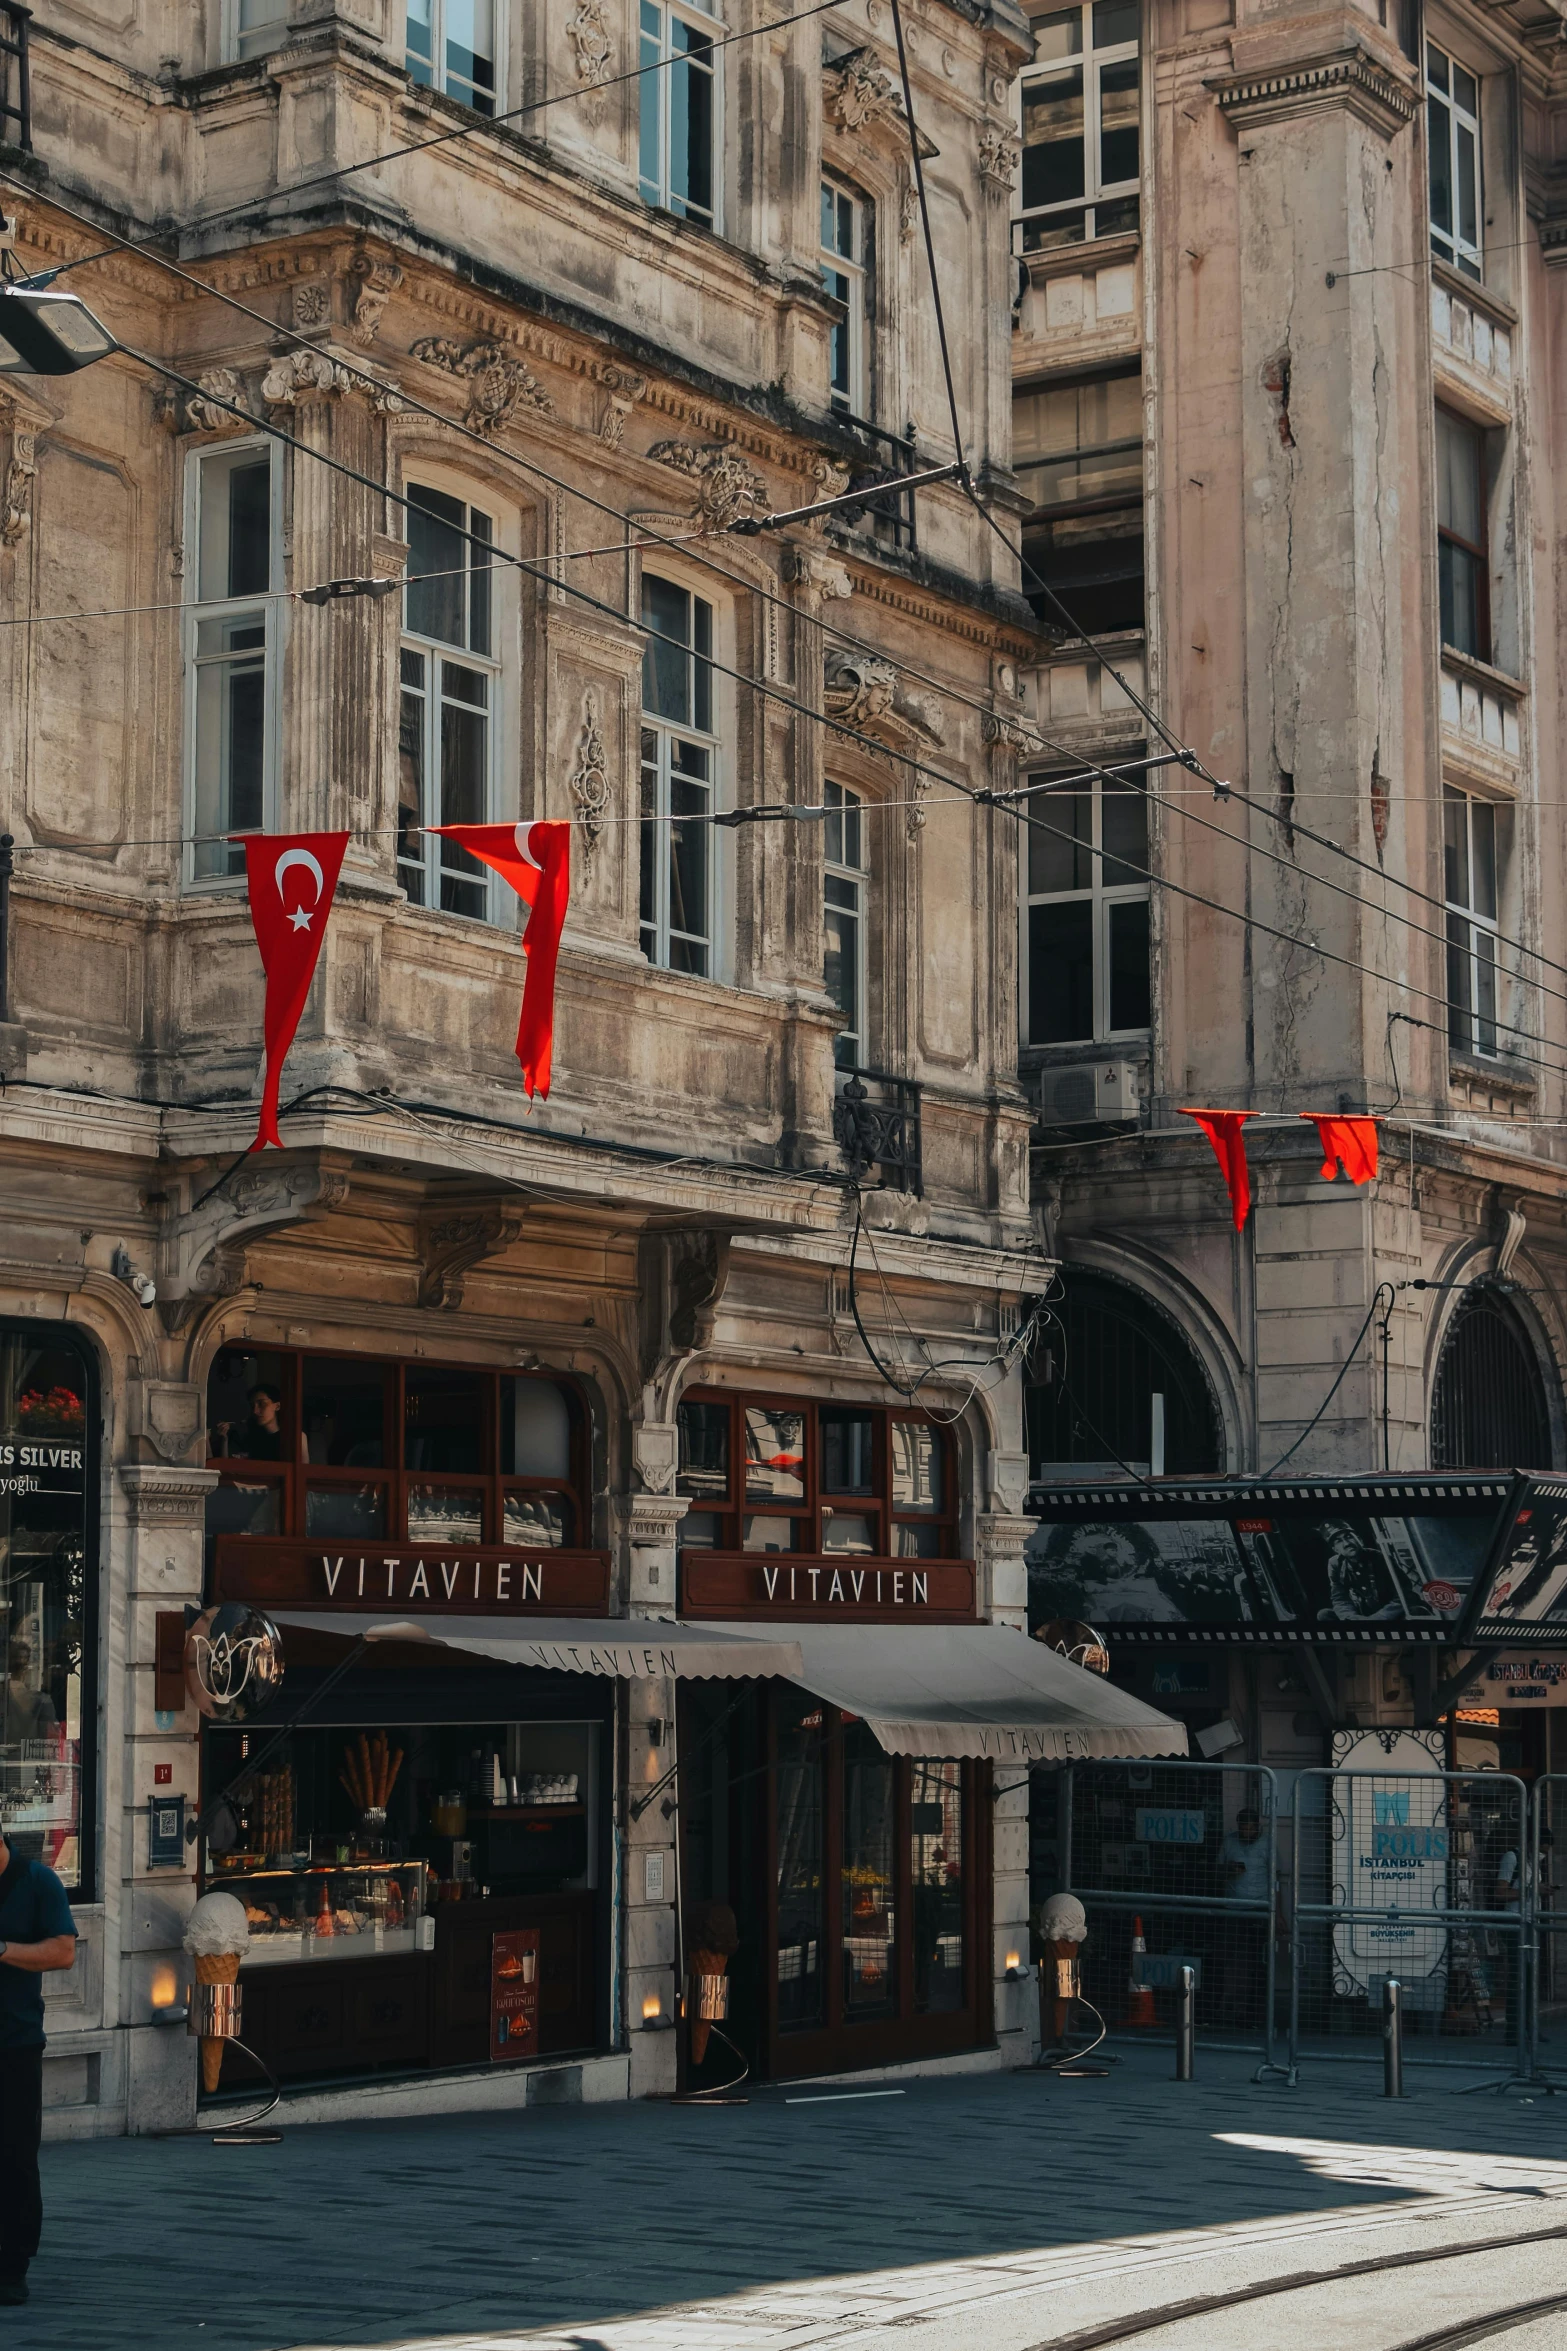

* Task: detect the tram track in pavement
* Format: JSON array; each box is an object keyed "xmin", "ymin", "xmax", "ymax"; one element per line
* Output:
[{"xmin": 1026, "ymin": 2218, "xmax": 1567, "ymax": 2351}]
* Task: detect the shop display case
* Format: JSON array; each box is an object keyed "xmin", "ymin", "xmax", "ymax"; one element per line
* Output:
[{"xmin": 208, "ymin": 1855, "xmax": 430, "ymax": 1965}]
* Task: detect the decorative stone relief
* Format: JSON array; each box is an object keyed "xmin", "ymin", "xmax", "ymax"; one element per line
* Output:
[
  {"xmin": 119, "ymin": 1464, "xmax": 220, "ymax": 1526},
  {"xmin": 260, "ymin": 348, "xmax": 404, "ymax": 414},
  {"xmin": 416, "ymin": 1206, "xmax": 524, "ymax": 1309},
  {"xmin": 126, "ymin": 1379, "xmax": 206, "ymax": 1465},
  {"xmin": 569, "ymin": 690, "xmax": 611, "ymax": 879},
  {"xmin": 1, "ymin": 422, "xmax": 36, "ymax": 546},
  {"xmin": 567, "ymin": 0, "xmax": 614, "ymax": 88},
  {"xmin": 410, "ymin": 337, "xmax": 554, "ymax": 432},
  {"xmin": 646, "ymin": 439, "xmax": 770, "ymax": 529},
  {"xmin": 1208, "ymin": 48, "xmax": 1419, "ymax": 137},
  {"xmin": 900, "ymin": 179, "xmax": 919, "ymax": 246},
  {"xmin": 291, "ymin": 278, "xmax": 332, "ymax": 333},
  {"xmin": 977, "ymin": 127, "xmax": 1020, "ymax": 201},
  {"xmin": 594, "ymin": 363, "xmax": 647, "ymax": 448},
  {"xmin": 157, "ymin": 366, "xmax": 250, "ymax": 436},
  {"xmin": 824, "ymin": 645, "xmax": 944, "ymax": 752},
  {"xmin": 826, "ymin": 48, "xmax": 902, "ymax": 133},
  {"xmin": 348, "ymin": 254, "xmax": 403, "ymax": 346},
  {"xmin": 785, "ymin": 545, "xmax": 854, "ymax": 601}
]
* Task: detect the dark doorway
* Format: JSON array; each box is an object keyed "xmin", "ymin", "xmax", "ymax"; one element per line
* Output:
[
  {"xmin": 1430, "ymin": 1284, "xmax": 1553, "ymax": 1470},
  {"xmin": 1027, "ymin": 1271, "xmax": 1222, "ymax": 1476}
]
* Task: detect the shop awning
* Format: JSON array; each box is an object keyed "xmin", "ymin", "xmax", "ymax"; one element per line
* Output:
[
  {"xmin": 694, "ymin": 1620, "xmax": 1189, "ymax": 1761},
  {"xmin": 270, "ymin": 1611, "xmax": 805, "ymax": 1682}
]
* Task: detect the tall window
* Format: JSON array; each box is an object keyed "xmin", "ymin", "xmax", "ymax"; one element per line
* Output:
[
  {"xmin": 406, "ymin": 0, "xmax": 495, "ymax": 112},
  {"xmin": 639, "ymin": 0, "xmax": 718, "ymax": 227},
  {"xmin": 1436, "ymin": 408, "xmax": 1489, "ymax": 663},
  {"xmin": 1428, "ymin": 42, "xmax": 1481, "ymax": 281},
  {"xmin": 820, "ymin": 182, "xmax": 868, "ymax": 417},
  {"xmin": 1017, "ymin": 0, "xmax": 1139, "ymax": 254},
  {"xmin": 640, "ymin": 575, "xmax": 716, "ymax": 974},
  {"xmin": 1445, "ymin": 785, "xmax": 1503, "ymax": 1060},
  {"xmin": 823, "ymin": 782, "xmax": 867, "ymax": 1069},
  {"xmin": 676, "ymin": 1393, "xmax": 956, "ymax": 1559},
  {"xmin": 1023, "ymin": 761, "xmax": 1150, "ymax": 1046},
  {"xmin": 1014, "ymin": 368, "xmax": 1143, "ymax": 635},
  {"xmin": 232, "ymin": 0, "xmax": 290, "ymax": 60},
  {"xmin": 398, "ymin": 484, "xmax": 497, "ymax": 921},
  {"xmin": 189, "ymin": 442, "xmax": 278, "ymax": 883}
]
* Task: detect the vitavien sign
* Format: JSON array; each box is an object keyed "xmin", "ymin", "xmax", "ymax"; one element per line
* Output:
[{"xmin": 212, "ymin": 1537, "xmax": 611, "ymax": 1616}]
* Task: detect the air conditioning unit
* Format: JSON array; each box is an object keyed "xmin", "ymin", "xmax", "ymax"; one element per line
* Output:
[{"xmin": 1036, "ymin": 1059, "xmax": 1142, "ymax": 1126}]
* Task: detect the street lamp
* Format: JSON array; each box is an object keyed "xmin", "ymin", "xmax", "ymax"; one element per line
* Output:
[{"xmin": 0, "ymin": 283, "xmax": 117, "ymax": 374}]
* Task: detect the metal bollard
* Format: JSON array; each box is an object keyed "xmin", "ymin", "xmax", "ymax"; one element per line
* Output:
[
  {"xmin": 1382, "ymin": 1976, "xmax": 1404, "ymax": 2098},
  {"xmin": 1175, "ymin": 1963, "xmax": 1195, "ymax": 2080}
]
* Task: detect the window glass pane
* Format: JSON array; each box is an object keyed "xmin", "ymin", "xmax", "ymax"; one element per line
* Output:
[
  {"xmin": 1456, "ymin": 123, "xmax": 1478, "ymax": 259},
  {"xmin": 502, "ymin": 1492, "xmax": 571, "ymax": 1548},
  {"xmin": 894, "ymin": 1519, "xmax": 941, "ymax": 1557},
  {"xmin": 1021, "ymin": 67, "xmax": 1086, "ymax": 212},
  {"xmin": 407, "ymin": 1485, "xmax": 484, "ymax": 1544},
  {"xmin": 742, "ymin": 1514, "xmax": 799, "ymax": 1552},
  {"xmin": 444, "ymin": 0, "xmax": 494, "ymax": 110},
  {"xmin": 193, "ymin": 618, "xmax": 267, "ymax": 866},
  {"xmin": 1447, "ymin": 910, "xmax": 1472, "ymax": 1051},
  {"xmin": 1427, "ymin": 93, "xmax": 1452, "ymax": 242},
  {"xmin": 677, "ymin": 1400, "xmax": 730, "ymax": 1500},
  {"xmin": 1029, "ymin": 898, "xmax": 1094, "ymax": 1044},
  {"xmin": 678, "ymin": 1510, "xmax": 722, "ymax": 1548},
  {"xmin": 821, "ymin": 1510, "xmax": 875, "ymax": 1554},
  {"xmin": 1108, "ymin": 897, "xmax": 1151, "ymax": 1031},
  {"xmin": 890, "ymin": 1422, "xmax": 943, "ymax": 1512},
  {"xmin": 205, "ymin": 1479, "xmax": 282, "ymax": 1541},
  {"xmin": 1031, "ymin": 7, "xmax": 1083, "ymax": 64},
  {"xmin": 821, "ymin": 1409, "xmax": 875, "ymax": 1494},
  {"xmin": 1471, "ymin": 800, "xmax": 1497, "ymax": 921},
  {"xmin": 823, "ymin": 891, "xmax": 859, "ymax": 1037},
  {"xmin": 1474, "ymin": 928, "xmax": 1497, "ymax": 1056},
  {"xmin": 1436, "ymin": 410, "xmax": 1483, "ymax": 544},
  {"xmin": 405, "ymin": 1366, "xmax": 486, "ymax": 1474},
  {"xmin": 207, "ymin": 1349, "xmax": 288, "ymax": 1460},
  {"xmin": 668, "ymin": 753, "xmax": 710, "ymax": 951},
  {"xmin": 911, "ymin": 1758, "xmax": 963, "ymax": 2014},
  {"xmin": 199, "ymin": 450, "xmax": 271, "ymax": 603},
  {"xmin": 744, "ymin": 1407, "xmax": 804, "ymax": 1502},
  {"xmin": 397, "ymin": 675, "xmax": 426, "ymax": 902},
  {"xmin": 1098, "ymin": 57, "xmax": 1139, "ymax": 188},
  {"xmin": 502, "ymin": 1379, "xmax": 572, "ymax": 1479},
  {"xmin": 0, "ymin": 1328, "xmax": 90, "ymax": 1890},
  {"xmin": 669, "ymin": 24, "xmax": 714, "ymax": 220},
  {"xmin": 843, "ymin": 1722, "xmax": 896, "ymax": 2017},
  {"xmin": 406, "ymin": 486, "xmax": 468, "ymax": 647},
  {"xmin": 407, "ymin": 0, "xmax": 434, "ymax": 76},
  {"xmin": 1443, "ymin": 789, "xmax": 1469, "ymax": 910},
  {"xmin": 692, "ymin": 597, "xmax": 712, "ymax": 733},
  {"xmin": 1439, "ymin": 538, "xmax": 1481, "ymax": 659},
  {"xmin": 1092, "ymin": 0, "xmax": 1137, "ymax": 41},
  {"xmin": 1101, "ymin": 779, "xmax": 1148, "ymax": 883},
  {"xmin": 776, "ymin": 1695, "xmax": 825, "ymax": 2029},
  {"xmin": 302, "ymin": 1359, "xmax": 387, "ymax": 1467},
  {"xmin": 1427, "ymin": 42, "xmax": 1449, "ymax": 94},
  {"xmin": 468, "ymin": 511, "xmax": 492, "ymax": 657},
  {"xmin": 1029, "ymin": 790, "xmax": 1093, "ymax": 894},
  {"xmin": 640, "ymin": 732, "xmax": 659, "ymax": 953},
  {"xmin": 304, "ymin": 1483, "xmax": 387, "ymax": 1538},
  {"xmin": 639, "ymin": 7, "xmax": 662, "ymax": 200},
  {"xmin": 1454, "ymin": 61, "xmax": 1478, "ymax": 114},
  {"xmin": 642, "ymin": 575, "xmax": 692, "ymax": 722}
]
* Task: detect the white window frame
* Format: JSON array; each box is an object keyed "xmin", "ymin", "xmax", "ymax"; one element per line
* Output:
[
  {"xmin": 638, "ymin": 0, "xmax": 723, "ymax": 232},
  {"xmin": 224, "ymin": 0, "xmax": 291, "ymax": 62},
  {"xmin": 1427, "ymin": 39, "xmax": 1483, "ymax": 282},
  {"xmin": 183, "ymin": 439, "xmax": 284, "ymax": 893},
  {"xmin": 1444, "ymin": 784, "xmax": 1503, "ymax": 1061},
  {"xmin": 1021, "ymin": 764, "xmax": 1151, "ymax": 1048},
  {"xmin": 823, "ymin": 780, "xmax": 868, "ymax": 1069},
  {"xmin": 397, "ymin": 482, "xmax": 502, "ymax": 924},
  {"xmin": 406, "ymin": 0, "xmax": 499, "ymax": 115},
  {"xmin": 1015, "ymin": 0, "xmax": 1141, "ymax": 255},
  {"xmin": 639, "ymin": 574, "xmax": 721, "ymax": 977},
  {"xmin": 819, "ymin": 180, "xmax": 868, "ymax": 420}
]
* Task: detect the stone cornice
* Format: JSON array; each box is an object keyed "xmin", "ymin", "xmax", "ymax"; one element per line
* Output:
[{"xmin": 1208, "ymin": 46, "xmax": 1419, "ymax": 137}]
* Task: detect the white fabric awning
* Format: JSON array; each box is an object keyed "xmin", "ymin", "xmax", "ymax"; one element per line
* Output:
[
  {"xmin": 693, "ymin": 1620, "xmax": 1187, "ymax": 1761},
  {"xmin": 270, "ymin": 1611, "xmax": 805, "ymax": 1683}
]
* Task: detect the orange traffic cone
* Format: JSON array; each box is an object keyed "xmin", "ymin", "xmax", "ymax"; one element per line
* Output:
[{"xmin": 1125, "ymin": 1915, "xmax": 1157, "ymax": 2027}]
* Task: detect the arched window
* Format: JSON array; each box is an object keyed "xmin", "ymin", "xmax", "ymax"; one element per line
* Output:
[
  {"xmin": 1430, "ymin": 1284, "xmax": 1552, "ymax": 1469},
  {"xmin": 1026, "ymin": 1271, "xmax": 1221, "ymax": 1477}
]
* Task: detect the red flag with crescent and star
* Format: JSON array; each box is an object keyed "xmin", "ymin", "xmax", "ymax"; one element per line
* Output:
[
  {"xmin": 1180, "ymin": 1107, "xmax": 1257, "ymax": 1229},
  {"xmin": 427, "ymin": 822, "xmax": 571, "ymax": 1097},
  {"xmin": 240, "ymin": 830, "xmax": 350, "ymax": 1148},
  {"xmin": 1302, "ymin": 1114, "xmax": 1379, "ymax": 1186}
]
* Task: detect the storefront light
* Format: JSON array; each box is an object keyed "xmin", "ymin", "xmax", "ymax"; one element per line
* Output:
[
  {"xmin": 149, "ymin": 1963, "xmax": 188, "ymax": 2024},
  {"xmin": 641, "ymin": 1991, "xmax": 674, "ymax": 2030},
  {"xmin": 1003, "ymin": 1950, "xmax": 1029, "ymax": 1981},
  {"xmin": 0, "ymin": 284, "xmax": 118, "ymax": 375}
]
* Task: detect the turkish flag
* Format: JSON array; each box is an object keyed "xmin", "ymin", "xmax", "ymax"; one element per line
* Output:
[
  {"xmin": 1180, "ymin": 1108, "xmax": 1256, "ymax": 1230},
  {"xmin": 1303, "ymin": 1114, "xmax": 1379, "ymax": 1186},
  {"xmin": 240, "ymin": 831, "xmax": 349, "ymax": 1148},
  {"xmin": 427, "ymin": 822, "xmax": 571, "ymax": 1097}
]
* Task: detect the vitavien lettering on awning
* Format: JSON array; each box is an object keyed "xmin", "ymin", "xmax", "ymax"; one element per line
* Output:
[{"xmin": 1025, "ymin": 1476, "xmax": 1514, "ymax": 1645}]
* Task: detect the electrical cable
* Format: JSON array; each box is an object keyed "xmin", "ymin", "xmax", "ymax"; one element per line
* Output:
[{"xmin": 1253, "ymin": 1285, "xmax": 1392, "ymax": 1479}]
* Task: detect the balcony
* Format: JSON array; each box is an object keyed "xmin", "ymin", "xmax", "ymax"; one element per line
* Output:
[
  {"xmin": 1439, "ymin": 645, "xmax": 1524, "ymax": 788},
  {"xmin": 833, "ymin": 1067, "xmax": 923, "ymax": 1197},
  {"xmin": 1430, "ymin": 264, "xmax": 1514, "ymax": 423}
]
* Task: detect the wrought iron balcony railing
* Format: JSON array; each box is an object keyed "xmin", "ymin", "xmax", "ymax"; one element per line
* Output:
[{"xmin": 832, "ymin": 1066, "xmax": 922, "ymax": 1197}]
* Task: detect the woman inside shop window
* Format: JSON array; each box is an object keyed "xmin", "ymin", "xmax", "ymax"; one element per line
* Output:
[{"xmin": 211, "ymin": 1382, "xmax": 284, "ymax": 1462}]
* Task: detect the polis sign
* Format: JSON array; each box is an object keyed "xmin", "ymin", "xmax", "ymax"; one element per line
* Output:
[{"xmin": 211, "ymin": 1536, "xmax": 611, "ymax": 1616}]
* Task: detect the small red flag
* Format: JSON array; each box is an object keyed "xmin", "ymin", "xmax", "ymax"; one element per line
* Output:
[
  {"xmin": 1303, "ymin": 1114, "xmax": 1379, "ymax": 1186},
  {"xmin": 1180, "ymin": 1108, "xmax": 1256, "ymax": 1230},
  {"xmin": 427, "ymin": 822, "xmax": 571, "ymax": 1096},
  {"xmin": 240, "ymin": 831, "xmax": 349, "ymax": 1149}
]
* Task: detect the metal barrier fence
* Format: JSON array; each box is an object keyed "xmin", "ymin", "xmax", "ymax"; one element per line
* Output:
[
  {"xmin": 1286, "ymin": 1766, "xmax": 1531, "ymax": 2084},
  {"xmin": 1530, "ymin": 1772, "xmax": 1567, "ymax": 2085},
  {"xmin": 1051, "ymin": 1758, "xmax": 1280, "ymax": 2072}
]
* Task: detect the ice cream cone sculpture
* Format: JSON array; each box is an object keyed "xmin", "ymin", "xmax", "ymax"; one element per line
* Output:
[{"xmin": 182, "ymin": 1890, "xmax": 251, "ymax": 2095}]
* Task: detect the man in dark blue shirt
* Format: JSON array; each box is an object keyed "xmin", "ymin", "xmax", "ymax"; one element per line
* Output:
[{"xmin": 0, "ymin": 1827, "xmax": 78, "ymax": 2305}]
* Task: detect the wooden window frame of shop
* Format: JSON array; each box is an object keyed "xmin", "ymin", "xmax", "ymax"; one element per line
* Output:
[
  {"xmin": 205, "ymin": 1349, "xmax": 591, "ymax": 1551},
  {"xmin": 676, "ymin": 1386, "xmax": 961, "ymax": 1562},
  {"xmin": 754, "ymin": 1687, "xmax": 993, "ymax": 2083}
]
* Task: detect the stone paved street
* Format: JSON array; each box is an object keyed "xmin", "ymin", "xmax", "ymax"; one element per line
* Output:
[{"xmin": 16, "ymin": 2042, "xmax": 1567, "ymax": 2350}]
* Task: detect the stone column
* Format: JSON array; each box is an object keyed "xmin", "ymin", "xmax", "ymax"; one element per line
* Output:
[
  {"xmin": 977, "ymin": 1443, "xmax": 1032, "ymax": 1629},
  {"xmin": 992, "ymin": 1771, "xmax": 1037, "ymax": 2065},
  {"xmin": 623, "ymin": 1678, "xmax": 679, "ymax": 2096},
  {"xmin": 118, "ymin": 1460, "xmax": 217, "ymax": 2138}
]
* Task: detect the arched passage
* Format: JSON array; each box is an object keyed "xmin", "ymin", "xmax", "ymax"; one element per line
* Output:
[
  {"xmin": 1027, "ymin": 1270, "xmax": 1222, "ymax": 1477},
  {"xmin": 1430, "ymin": 1283, "xmax": 1554, "ymax": 1469}
]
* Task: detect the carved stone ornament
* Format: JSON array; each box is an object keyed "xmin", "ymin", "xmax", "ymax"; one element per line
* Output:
[
  {"xmin": 569, "ymin": 689, "xmax": 611, "ymax": 878},
  {"xmin": 900, "ymin": 179, "xmax": 919, "ymax": 246},
  {"xmin": 291, "ymin": 278, "xmax": 332, "ymax": 334},
  {"xmin": 158, "ymin": 366, "xmax": 251, "ymax": 437},
  {"xmin": 1, "ymin": 421, "xmax": 36, "ymax": 547},
  {"xmin": 824, "ymin": 645, "xmax": 945, "ymax": 753},
  {"xmin": 127, "ymin": 1379, "xmax": 206, "ymax": 1465},
  {"xmin": 977, "ymin": 126, "xmax": 1020, "ymax": 199},
  {"xmin": 261, "ymin": 347, "xmax": 404, "ymax": 415},
  {"xmin": 348, "ymin": 254, "xmax": 403, "ymax": 347},
  {"xmin": 785, "ymin": 545, "xmax": 854, "ymax": 602},
  {"xmin": 1208, "ymin": 45, "xmax": 1419, "ymax": 138},
  {"xmin": 594, "ymin": 363, "xmax": 647, "ymax": 449},
  {"xmin": 637, "ymin": 1227, "xmax": 732, "ymax": 1388},
  {"xmin": 410, "ymin": 336, "xmax": 555, "ymax": 433},
  {"xmin": 119, "ymin": 1462, "xmax": 221, "ymax": 1527},
  {"xmin": 417, "ymin": 1206, "xmax": 525, "ymax": 1310},
  {"xmin": 982, "ymin": 709, "xmax": 1045, "ymax": 757},
  {"xmin": 826, "ymin": 47, "xmax": 903, "ymax": 134},
  {"xmin": 646, "ymin": 439, "xmax": 770, "ymax": 530},
  {"xmin": 567, "ymin": 0, "xmax": 614, "ymax": 88}
]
